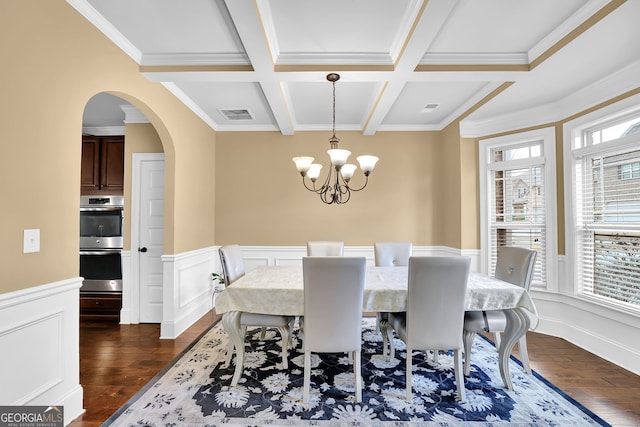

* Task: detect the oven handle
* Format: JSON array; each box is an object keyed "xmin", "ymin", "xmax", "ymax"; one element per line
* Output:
[
  {"xmin": 80, "ymin": 206, "xmax": 123, "ymax": 212},
  {"xmin": 80, "ymin": 250, "xmax": 123, "ymax": 256}
]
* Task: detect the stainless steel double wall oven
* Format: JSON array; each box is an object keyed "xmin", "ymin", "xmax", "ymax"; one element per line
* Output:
[{"xmin": 80, "ymin": 195, "xmax": 124, "ymax": 293}]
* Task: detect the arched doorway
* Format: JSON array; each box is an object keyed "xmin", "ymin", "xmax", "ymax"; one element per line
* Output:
[{"xmin": 81, "ymin": 93, "xmax": 165, "ymax": 324}]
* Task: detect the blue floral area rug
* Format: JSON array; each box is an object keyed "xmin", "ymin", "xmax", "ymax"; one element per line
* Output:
[{"xmin": 104, "ymin": 318, "xmax": 610, "ymax": 426}]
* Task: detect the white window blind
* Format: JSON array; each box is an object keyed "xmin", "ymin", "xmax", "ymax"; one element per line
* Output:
[
  {"xmin": 490, "ymin": 160, "xmax": 546, "ymax": 286},
  {"xmin": 481, "ymin": 128, "xmax": 556, "ymax": 290},
  {"xmin": 576, "ymin": 146, "xmax": 640, "ymax": 308}
]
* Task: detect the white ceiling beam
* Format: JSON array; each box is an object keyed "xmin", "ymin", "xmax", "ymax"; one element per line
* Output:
[
  {"xmin": 224, "ymin": 0, "xmax": 294, "ymax": 135},
  {"xmin": 363, "ymin": 0, "xmax": 460, "ymax": 135}
]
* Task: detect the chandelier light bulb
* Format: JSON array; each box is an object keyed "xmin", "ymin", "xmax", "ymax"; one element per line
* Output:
[
  {"xmin": 292, "ymin": 156, "xmax": 315, "ymax": 174},
  {"xmin": 307, "ymin": 163, "xmax": 323, "ymax": 181},
  {"xmin": 328, "ymin": 149, "xmax": 351, "ymax": 168},
  {"xmin": 357, "ymin": 155, "xmax": 379, "ymax": 175},
  {"xmin": 340, "ymin": 164, "xmax": 357, "ymax": 181}
]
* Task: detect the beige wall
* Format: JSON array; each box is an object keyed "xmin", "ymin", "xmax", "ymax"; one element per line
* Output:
[
  {"xmin": 437, "ymin": 122, "xmax": 463, "ymax": 248},
  {"xmin": 460, "ymin": 136, "xmax": 480, "ymax": 250},
  {"xmin": 0, "ymin": 1, "xmax": 216, "ymax": 293},
  {"xmin": 214, "ymin": 130, "xmax": 456, "ymax": 246}
]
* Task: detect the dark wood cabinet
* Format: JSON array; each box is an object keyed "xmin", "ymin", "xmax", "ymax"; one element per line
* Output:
[
  {"xmin": 81, "ymin": 135, "xmax": 125, "ymax": 195},
  {"xmin": 80, "ymin": 292, "xmax": 122, "ymax": 321}
]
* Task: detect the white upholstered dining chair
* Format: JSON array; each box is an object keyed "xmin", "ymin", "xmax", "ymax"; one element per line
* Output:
[
  {"xmin": 374, "ymin": 242, "xmax": 412, "ymax": 335},
  {"xmin": 374, "ymin": 242, "xmax": 412, "ymax": 267},
  {"xmin": 463, "ymin": 246, "xmax": 537, "ymax": 376},
  {"xmin": 306, "ymin": 241, "xmax": 344, "ymax": 256},
  {"xmin": 382, "ymin": 256, "xmax": 470, "ymax": 401},
  {"xmin": 219, "ymin": 244, "xmax": 294, "ymax": 372},
  {"xmin": 302, "ymin": 256, "xmax": 366, "ymax": 403}
]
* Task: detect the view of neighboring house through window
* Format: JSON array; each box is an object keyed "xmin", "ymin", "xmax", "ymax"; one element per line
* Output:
[
  {"xmin": 572, "ymin": 115, "xmax": 640, "ymax": 310},
  {"xmin": 479, "ymin": 128, "xmax": 557, "ymax": 290}
]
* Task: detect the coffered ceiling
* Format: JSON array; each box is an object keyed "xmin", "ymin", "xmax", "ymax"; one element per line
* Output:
[{"xmin": 71, "ymin": 0, "xmax": 640, "ymax": 137}]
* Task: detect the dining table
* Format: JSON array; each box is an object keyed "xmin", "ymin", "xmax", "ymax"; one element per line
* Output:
[{"xmin": 215, "ymin": 265, "xmax": 539, "ymax": 390}]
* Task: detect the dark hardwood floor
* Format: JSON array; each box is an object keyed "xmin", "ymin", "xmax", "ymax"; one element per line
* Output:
[{"xmin": 70, "ymin": 311, "xmax": 640, "ymax": 427}]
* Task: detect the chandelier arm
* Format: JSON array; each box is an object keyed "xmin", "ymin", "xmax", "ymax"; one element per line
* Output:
[
  {"xmin": 323, "ymin": 165, "xmax": 340, "ymax": 202},
  {"xmin": 301, "ymin": 176, "xmax": 323, "ymax": 194},
  {"xmin": 333, "ymin": 173, "xmax": 352, "ymax": 204},
  {"xmin": 320, "ymin": 182, "xmax": 334, "ymax": 204},
  {"xmin": 344, "ymin": 174, "xmax": 370, "ymax": 192}
]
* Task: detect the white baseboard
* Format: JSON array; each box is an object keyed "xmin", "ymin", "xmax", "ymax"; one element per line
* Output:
[
  {"xmin": 531, "ymin": 254, "xmax": 640, "ymax": 376},
  {"xmin": 532, "ymin": 292, "xmax": 640, "ymax": 376}
]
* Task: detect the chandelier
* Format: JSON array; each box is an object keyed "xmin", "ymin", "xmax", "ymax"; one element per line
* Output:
[{"xmin": 292, "ymin": 73, "xmax": 379, "ymax": 204}]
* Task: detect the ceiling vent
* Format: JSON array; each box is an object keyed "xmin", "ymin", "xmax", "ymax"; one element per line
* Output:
[
  {"xmin": 422, "ymin": 103, "xmax": 439, "ymax": 113},
  {"xmin": 219, "ymin": 109, "xmax": 253, "ymax": 121}
]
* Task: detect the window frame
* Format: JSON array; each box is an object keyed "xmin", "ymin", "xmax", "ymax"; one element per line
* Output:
[
  {"xmin": 479, "ymin": 127, "xmax": 557, "ymax": 292},
  {"xmin": 563, "ymin": 94, "xmax": 640, "ymax": 315}
]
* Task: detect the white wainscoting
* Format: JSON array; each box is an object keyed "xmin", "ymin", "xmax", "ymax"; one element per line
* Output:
[
  {"xmin": 239, "ymin": 245, "xmax": 479, "ymax": 271},
  {"xmin": 0, "ymin": 278, "xmax": 84, "ymax": 426},
  {"xmin": 159, "ymin": 246, "xmax": 220, "ymax": 338},
  {"xmin": 531, "ymin": 255, "xmax": 640, "ymax": 376}
]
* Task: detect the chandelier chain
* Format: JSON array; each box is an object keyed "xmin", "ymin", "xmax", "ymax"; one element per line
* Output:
[{"xmin": 332, "ymin": 77, "xmax": 336, "ymax": 139}]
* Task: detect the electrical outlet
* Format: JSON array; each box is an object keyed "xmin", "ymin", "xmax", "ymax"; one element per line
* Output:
[{"xmin": 23, "ymin": 229, "xmax": 40, "ymax": 253}]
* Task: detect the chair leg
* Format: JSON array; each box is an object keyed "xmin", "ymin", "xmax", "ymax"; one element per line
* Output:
[
  {"xmin": 224, "ymin": 340, "xmax": 234, "ymax": 367},
  {"xmin": 277, "ymin": 326, "xmax": 289, "ymax": 369},
  {"xmin": 354, "ymin": 350, "xmax": 362, "ymax": 402},
  {"xmin": 303, "ymin": 351, "xmax": 311, "ymax": 403},
  {"xmin": 462, "ymin": 330, "xmax": 476, "ymax": 376},
  {"xmin": 433, "ymin": 350, "xmax": 439, "ymax": 364},
  {"xmin": 518, "ymin": 335, "xmax": 532, "ymax": 374},
  {"xmin": 405, "ymin": 347, "xmax": 412, "ymax": 401},
  {"xmin": 382, "ymin": 324, "xmax": 395, "ymax": 361},
  {"xmin": 260, "ymin": 326, "xmax": 267, "ymax": 340},
  {"xmin": 454, "ymin": 349, "xmax": 465, "ymax": 402},
  {"xmin": 493, "ymin": 331, "xmax": 501, "ymax": 350},
  {"xmin": 381, "ymin": 323, "xmax": 389, "ymax": 358}
]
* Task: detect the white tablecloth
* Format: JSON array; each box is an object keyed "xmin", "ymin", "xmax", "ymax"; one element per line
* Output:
[{"xmin": 215, "ymin": 266, "xmax": 538, "ymax": 328}]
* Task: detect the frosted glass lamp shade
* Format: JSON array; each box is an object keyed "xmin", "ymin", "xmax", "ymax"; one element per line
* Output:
[
  {"xmin": 292, "ymin": 156, "xmax": 314, "ymax": 173},
  {"xmin": 307, "ymin": 163, "xmax": 323, "ymax": 180},
  {"xmin": 328, "ymin": 149, "xmax": 351, "ymax": 167},
  {"xmin": 357, "ymin": 155, "xmax": 379, "ymax": 174},
  {"xmin": 340, "ymin": 164, "xmax": 357, "ymax": 180}
]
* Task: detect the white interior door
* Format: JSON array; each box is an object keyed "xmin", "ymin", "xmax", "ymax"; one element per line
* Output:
[{"xmin": 135, "ymin": 154, "xmax": 165, "ymax": 323}]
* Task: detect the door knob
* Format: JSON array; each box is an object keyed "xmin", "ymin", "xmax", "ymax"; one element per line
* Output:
[{"xmin": 138, "ymin": 247, "xmax": 148, "ymax": 253}]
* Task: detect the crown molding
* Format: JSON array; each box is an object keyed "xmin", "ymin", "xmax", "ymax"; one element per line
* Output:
[
  {"xmin": 275, "ymin": 52, "xmax": 394, "ymax": 66},
  {"xmin": 420, "ymin": 52, "xmax": 528, "ymax": 65},
  {"xmin": 527, "ymin": 0, "xmax": 610, "ymax": 63},
  {"xmin": 65, "ymin": 0, "xmax": 142, "ymax": 64},
  {"xmin": 141, "ymin": 53, "xmax": 249, "ymax": 67},
  {"xmin": 460, "ymin": 60, "xmax": 640, "ymax": 138},
  {"xmin": 82, "ymin": 126, "xmax": 125, "ymax": 136},
  {"xmin": 160, "ymin": 82, "xmax": 219, "ymax": 131},
  {"xmin": 121, "ymin": 105, "xmax": 149, "ymax": 124}
]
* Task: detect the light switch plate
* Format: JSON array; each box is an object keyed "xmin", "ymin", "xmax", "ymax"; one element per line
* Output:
[{"xmin": 24, "ymin": 229, "xmax": 40, "ymax": 253}]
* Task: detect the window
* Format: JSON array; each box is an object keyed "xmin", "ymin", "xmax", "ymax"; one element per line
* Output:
[
  {"xmin": 619, "ymin": 161, "xmax": 640, "ymax": 180},
  {"xmin": 479, "ymin": 128, "xmax": 557, "ymax": 290},
  {"xmin": 567, "ymin": 108, "xmax": 640, "ymax": 311}
]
